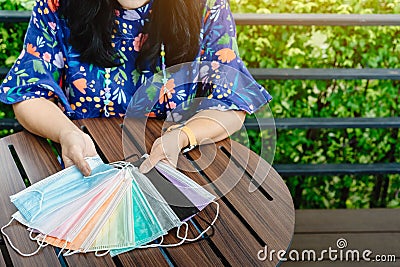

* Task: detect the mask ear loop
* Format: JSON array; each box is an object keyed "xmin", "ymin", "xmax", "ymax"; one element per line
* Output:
[
  {"xmin": 29, "ymin": 228, "xmax": 37, "ymax": 241},
  {"xmin": 63, "ymin": 249, "xmax": 81, "ymax": 257},
  {"xmin": 95, "ymin": 250, "xmax": 111, "ymax": 257},
  {"xmin": 138, "ymin": 222, "xmax": 190, "ymax": 249},
  {"xmin": 85, "ymin": 167, "xmax": 119, "ymax": 179},
  {"xmin": 35, "ymin": 238, "xmax": 49, "ymax": 249},
  {"xmin": 27, "ymin": 189, "xmax": 45, "ymax": 222},
  {"xmin": 1, "ymin": 218, "xmax": 43, "ymax": 257},
  {"xmin": 177, "ymin": 201, "xmax": 219, "ymax": 242},
  {"xmin": 56, "ymin": 240, "xmax": 68, "ymax": 258},
  {"xmin": 137, "ymin": 235, "xmax": 165, "ymax": 248}
]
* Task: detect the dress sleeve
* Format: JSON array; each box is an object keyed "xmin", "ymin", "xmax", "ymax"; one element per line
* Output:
[
  {"xmin": 197, "ymin": 0, "xmax": 272, "ymax": 114},
  {"xmin": 0, "ymin": 0, "xmax": 69, "ymax": 113}
]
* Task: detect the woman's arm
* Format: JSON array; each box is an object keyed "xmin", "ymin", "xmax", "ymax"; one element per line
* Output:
[
  {"xmin": 13, "ymin": 98, "xmax": 97, "ymax": 176},
  {"xmin": 139, "ymin": 109, "xmax": 245, "ymax": 173}
]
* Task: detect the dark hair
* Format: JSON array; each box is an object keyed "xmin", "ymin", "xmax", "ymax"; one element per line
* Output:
[{"xmin": 58, "ymin": 0, "xmax": 202, "ymax": 70}]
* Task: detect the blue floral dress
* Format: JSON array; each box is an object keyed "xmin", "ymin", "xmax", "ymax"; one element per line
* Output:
[{"xmin": 0, "ymin": 0, "xmax": 272, "ymax": 120}]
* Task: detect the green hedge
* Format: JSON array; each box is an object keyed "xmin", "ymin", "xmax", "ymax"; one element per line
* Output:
[
  {"xmin": 0, "ymin": 0, "xmax": 32, "ymax": 136},
  {"xmin": 0, "ymin": 0, "xmax": 399, "ymax": 208},
  {"xmin": 230, "ymin": 0, "xmax": 400, "ymax": 209}
]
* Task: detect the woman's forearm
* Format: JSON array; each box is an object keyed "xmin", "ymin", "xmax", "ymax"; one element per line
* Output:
[
  {"xmin": 13, "ymin": 98, "xmax": 96, "ymax": 175},
  {"xmin": 180, "ymin": 109, "xmax": 246, "ymax": 148},
  {"xmin": 12, "ymin": 98, "xmax": 80, "ymax": 142},
  {"xmin": 138, "ymin": 109, "xmax": 246, "ymax": 173}
]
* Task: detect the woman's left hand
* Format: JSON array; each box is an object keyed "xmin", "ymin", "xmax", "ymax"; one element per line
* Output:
[{"xmin": 139, "ymin": 129, "xmax": 188, "ymax": 173}]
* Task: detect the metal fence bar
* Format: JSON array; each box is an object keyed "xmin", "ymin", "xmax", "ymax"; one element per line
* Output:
[
  {"xmin": 233, "ymin": 13, "xmax": 400, "ymax": 26},
  {"xmin": 3, "ymin": 68, "xmax": 400, "ymax": 81},
  {"xmin": 244, "ymin": 117, "xmax": 400, "ymax": 129},
  {"xmin": 249, "ymin": 68, "xmax": 400, "ymax": 80},
  {"xmin": 274, "ymin": 163, "xmax": 400, "ymax": 176}
]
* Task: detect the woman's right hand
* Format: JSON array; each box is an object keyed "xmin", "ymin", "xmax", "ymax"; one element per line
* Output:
[{"xmin": 59, "ymin": 130, "xmax": 97, "ymax": 176}]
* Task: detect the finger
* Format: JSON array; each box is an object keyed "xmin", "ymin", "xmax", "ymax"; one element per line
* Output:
[
  {"xmin": 77, "ymin": 158, "xmax": 92, "ymax": 177},
  {"xmin": 69, "ymin": 150, "xmax": 92, "ymax": 176},
  {"xmin": 62, "ymin": 156, "xmax": 74, "ymax": 169},
  {"xmin": 139, "ymin": 152, "xmax": 165, "ymax": 174},
  {"xmin": 161, "ymin": 152, "xmax": 178, "ymax": 168}
]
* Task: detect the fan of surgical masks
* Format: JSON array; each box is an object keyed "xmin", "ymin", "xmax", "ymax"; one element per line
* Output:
[{"xmin": 1, "ymin": 155, "xmax": 219, "ymax": 257}]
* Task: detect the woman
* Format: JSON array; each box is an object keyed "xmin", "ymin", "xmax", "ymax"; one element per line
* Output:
[{"xmin": 0, "ymin": 0, "xmax": 272, "ymax": 175}]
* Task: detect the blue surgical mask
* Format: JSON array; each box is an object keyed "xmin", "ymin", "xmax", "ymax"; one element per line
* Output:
[{"xmin": 10, "ymin": 156, "xmax": 118, "ymax": 223}]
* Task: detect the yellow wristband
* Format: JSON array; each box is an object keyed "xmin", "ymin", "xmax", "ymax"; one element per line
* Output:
[
  {"xmin": 180, "ymin": 125, "xmax": 197, "ymax": 152},
  {"xmin": 166, "ymin": 124, "xmax": 197, "ymax": 153}
]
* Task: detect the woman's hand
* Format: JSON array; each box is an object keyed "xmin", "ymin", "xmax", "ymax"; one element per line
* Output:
[
  {"xmin": 59, "ymin": 130, "xmax": 97, "ymax": 176},
  {"xmin": 139, "ymin": 129, "xmax": 188, "ymax": 173}
]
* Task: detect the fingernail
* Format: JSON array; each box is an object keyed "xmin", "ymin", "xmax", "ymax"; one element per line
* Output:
[
  {"xmin": 139, "ymin": 162, "xmax": 150, "ymax": 174},
  {"xmin": 84, "ymin": 166, "xmax": 91, "ymax": 177}
]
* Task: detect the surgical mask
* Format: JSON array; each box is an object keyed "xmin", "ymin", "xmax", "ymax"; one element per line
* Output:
[
  {"xmin": 151, "ymin": 161, "xmax": 219, "ymax": 244},
  {"xmin": 130, "ymin": 166, "xmax": 181, "ymax": 232},
  {"xmin": 35, "ymin": 174, "xmax": 128, "ymax": 252},
  {"xmin": 132, "ymin": 157, "xmax": 200, "ymax": 221},
  {"xmin": 110, "ymin": 167, "xmax": 167, "ymax": 256},
  {"xmin": 3, "ymin": 156, "xmax": 120, "ymax": 256},
  {"xmin": 155, "ymin": 161, "xmax": 216, "ymax": 213},
  {"xmin": 13, "ymin": 170, "xmax": 122, "ymax": 238},
  {"xmin": 10, "ymin": 156, "xmax": 117, "ymax": 223},
  {"xmin": 87, "ymin": 178, "xmax": 134, "ymax": 252}
]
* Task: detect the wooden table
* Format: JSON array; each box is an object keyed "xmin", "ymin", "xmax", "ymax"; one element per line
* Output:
[{"xmin": 0, "ymin": 117, "xmax": 294, "ymax": 267}]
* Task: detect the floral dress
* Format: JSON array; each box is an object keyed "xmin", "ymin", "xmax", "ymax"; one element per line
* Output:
[{"xmin": 0, "ymin": 0, "xmax": 272, "ymax": 120}]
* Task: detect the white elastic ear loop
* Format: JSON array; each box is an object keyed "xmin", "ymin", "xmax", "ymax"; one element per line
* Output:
[
  {"xmin": 56, "ymin": 240, "xmax": 68, "ymax": 258},
  {"xmin": 28, "ymin": 189, "xmax": 45, "ymax": 222},
  {"xmin": 33, "ymin": 234, "xmax": 49, "ymax": 248},
  {"xmin": 63, "ymin": 249, "xmax": 81, "ymax": 257},
  {"xmin": 111, "ymin": 161, "xmax": 134, "ymax": 168},
  {"xmin": 1, "ymin": 218, "xmax": 43, "ymax": 257},
  {"xmin": 138, "ymin": 222, "xmax": 190, "ymax": 248},
  {"xmin": 177, "ymin": 201, "xmax": 220, "ymax": 242},
  {"xmin": 85, "ymin": 167, "xmax": 119, "ymax": 179},
  {"xmin": 29, "ymin": 228, "xmax": 36, "ymax": 241},
  {"xmin": 137, "ymin": 235, "xmax": 165, "ymax": 248},
  {"xmin": 95, "ymin": 250, "xmax": 111, "ymax": 257}
]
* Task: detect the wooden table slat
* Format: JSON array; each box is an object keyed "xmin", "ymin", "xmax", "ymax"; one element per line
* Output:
[
  {"xmin": 0, "ymin": 137, "xmax": 62, "ymax": 266},
  {"xmin": 0, "ymin": 248, "xmax": 7, "ymax": 267},
  {"xmin": 7, "ymin": 132, "xmax": 62, "ymax": 183},
  {"xmin": 161, "ymin": 224, "xmax": 225, "ymax": 267},
  {"xmin": 117, "ymin": 249, "xmax": 170, "ymax": 267},
  {"xmin": 227, "ymin": 141, "xmax": 295, "ymax": 217}
]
